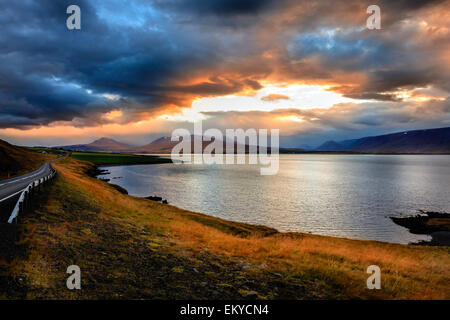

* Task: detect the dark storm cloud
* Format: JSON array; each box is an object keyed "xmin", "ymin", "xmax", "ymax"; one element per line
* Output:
[
  {"xmin": 0, "ymin": 0, "xmax": 275, "ymax": 128},
  {"xmin": 0, "ymin": 0, "xmax": 206, "ymax": 127},
  {"xmin": 0, "ymin": 0, "xmax": 113, "ymax": 128},
  {"xmin": 157, "ymin": 0, "xmax": 274, "ymax": 15},
  {"xmin": 288, "ymin": 23, "xmax": 447, "ymax": 93},
  {"xmin": 0, "ymin": 0, "xmax": 449, "ymax": 132}
]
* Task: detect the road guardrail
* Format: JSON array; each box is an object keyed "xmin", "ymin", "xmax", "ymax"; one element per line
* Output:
[{"xmin": 7, "ymin": 165, "xmax": 57, "ymax": 224}]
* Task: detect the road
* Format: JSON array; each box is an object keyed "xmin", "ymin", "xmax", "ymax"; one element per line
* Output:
[{"xmin": 0, "ymin": 162, "xmax": 54, "ymax": 203}]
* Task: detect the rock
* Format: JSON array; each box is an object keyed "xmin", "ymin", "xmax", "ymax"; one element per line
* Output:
[
  {"xmin": 109, "ymin": 183, "xmax": 128, "ymax": 194},
  {"xmin": 146, "ymin": 195, "xmax": 163, "ymax": 202},
  {"xmin": 162, "ymin": 199, "xmax": 168, "ymax": 204}
]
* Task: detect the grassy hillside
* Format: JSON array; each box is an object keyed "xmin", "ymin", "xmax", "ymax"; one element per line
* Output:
[
  {"xmin": 0, "ymin": 140, "xmax": 56, "ymax": 180},
  {"xmin": 1, "ymin": 157, "xmax": 448, "ymax": 299}
]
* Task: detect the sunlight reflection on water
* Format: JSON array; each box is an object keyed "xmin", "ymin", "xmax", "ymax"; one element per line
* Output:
[{"xmin": 102, "ymin": 154, "xmax": 450, "ymax": 244}]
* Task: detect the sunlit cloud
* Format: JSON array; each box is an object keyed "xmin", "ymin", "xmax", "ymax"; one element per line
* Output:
[
  {"xmin": 102, "ymin": 110, "xmax": 123, "ymax": 121},
  {"xmin": 0, "ymin": 0, "xmax": 449, "ymax": 146},
  {"xmin": 191, "ymin": 84, "xmax": 361, "ymax": 114}
]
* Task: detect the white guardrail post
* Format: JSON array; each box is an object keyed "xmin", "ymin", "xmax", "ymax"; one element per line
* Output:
[{"xmin": 7, "ymin": 166, "xmax": 57, "ymax": 224}]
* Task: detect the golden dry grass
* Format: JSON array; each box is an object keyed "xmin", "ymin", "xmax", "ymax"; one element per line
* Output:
[
  {"xmin": 39, "ymin": 157, "xmax": 450, "ymax": 299},
  {"xmin": 0, "ymin": 140, "xmax": 56, "ymax": 179}
]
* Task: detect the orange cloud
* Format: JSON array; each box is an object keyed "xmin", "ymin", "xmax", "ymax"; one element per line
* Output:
[{"xmin": 1, "ymin": 0, "xmax": 450, "ymax": 145}]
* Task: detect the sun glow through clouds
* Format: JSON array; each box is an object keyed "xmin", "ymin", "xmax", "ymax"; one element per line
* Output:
[
  {"xmin": 154, "ymin": 84, "xmax": 367, "ymax": 123},
  {"xmin": 191, "ymin": 84, "xmax": 359, "ymax": 114}
]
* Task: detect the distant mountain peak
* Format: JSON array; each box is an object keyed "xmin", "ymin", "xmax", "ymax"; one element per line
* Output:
[
  {"xmin": 315, "ymin": 140, "xmax": 344, "ymax": 151},
  {"xmin": 316, "ymin": 127, "xmax": 450, "ymax": 153},
  {"xmin": 88, "ymin": 137, "xmax": 131, "ymax": 146},
  {"xmin": 150, "ymin": 136, "xmax": 171, "ymax": 144},
  {"xmin": 92, "ymin": 137, "xmax": 117, "ymax": 143},
  {"xmin": 57, "ymin": 137, "xmax": 133, "ymax": 152}
]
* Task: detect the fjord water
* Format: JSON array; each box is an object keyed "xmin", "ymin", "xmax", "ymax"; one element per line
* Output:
[{"xmin": 102, "ymin": 154, "xmax": 450, "ymax": 244}]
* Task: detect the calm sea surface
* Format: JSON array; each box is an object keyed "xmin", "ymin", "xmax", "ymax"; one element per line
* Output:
[{"xmin": 101, "ymin": 154, "xmax": 450, "ymax": 244}]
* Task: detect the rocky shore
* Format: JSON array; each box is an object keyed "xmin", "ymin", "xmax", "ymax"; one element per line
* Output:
[{"xmin": 391, "ymin": 211, "xmax": 450, "ymax": 246}]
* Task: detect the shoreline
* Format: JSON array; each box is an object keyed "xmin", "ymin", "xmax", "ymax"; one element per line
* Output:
[
  {"xmin": 92, "ymin": 161, "xmax": 448, "ymax": 247},
  {"xmin": 97, "ymin": 161, "xmax": 173, "ymax": 167},
  {"xmin": 137, "ymin": 151, "xmax": 450, "ymax": 155},
  {"xmin": 71, "ymin": 151, "xmax": 172, "ymax": 167},
  {"xmin": 2, "ymin": 156, "xmax": 447, "ymax": 299},
  {"xmin": 391, "ymin": 212, "xmax": 450, "ymax": 246}
]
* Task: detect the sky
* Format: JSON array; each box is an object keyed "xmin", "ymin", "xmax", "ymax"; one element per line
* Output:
[{"xmin": 0, "ymin": 0, "xmax": 449, "ymax": 147}]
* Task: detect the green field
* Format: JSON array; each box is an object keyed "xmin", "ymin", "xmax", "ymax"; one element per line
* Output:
[
  {"xmin": 25, "ymin": 147, "xmax": 67, "ymax": 156},
  {"xmin": 71, "ymin": 151, "xmax": 172, "ymax": 165}
]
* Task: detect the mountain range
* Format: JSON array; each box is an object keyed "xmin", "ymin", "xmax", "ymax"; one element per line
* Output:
[
  {"xmin": 55, "ymin": 126, "xmax": 450, "ymax": 154},
  {"xmin": 56, "ymin": 136, "xmax": 304, "ymax": 154},
  {"xmin": 57, "ymin": 137, "xmax": 135, "ymax": 152},
  {"xmin": 315, "ymin": 127, "xmax": 450, "ymax": 153}
]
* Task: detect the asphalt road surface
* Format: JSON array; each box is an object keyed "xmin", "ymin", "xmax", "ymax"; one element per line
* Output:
[{"xmin": 0, "ymin": 162, "xmax": 54, "ymax": 204}]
